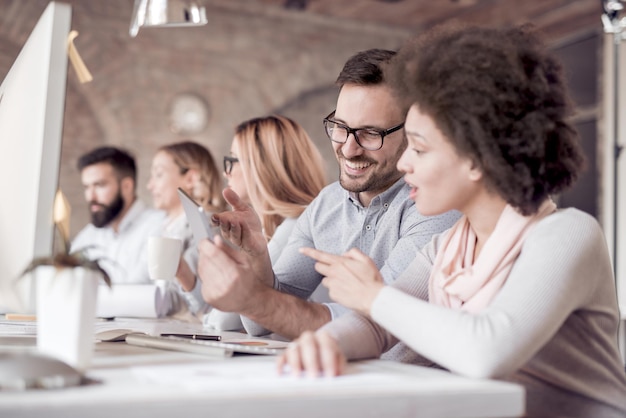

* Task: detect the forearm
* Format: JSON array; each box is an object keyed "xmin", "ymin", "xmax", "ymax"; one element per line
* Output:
[
  {"xmin": 249, "ymin": 252, "xmax": 275, "ymax": 288},
  {"xmin": 322, "ymin": 310, "xmax": 395, "ymax": 361},
  {"xmin": 176, "ymin": 259, "xmax": 197, "ymax": 292},
  {"xmin": 242, "ymin": 302, "xmax": 346, "ymax": 337},
  {"xmin": 242, "ymin": 288, "xmax": 332, "ymax": 340}
]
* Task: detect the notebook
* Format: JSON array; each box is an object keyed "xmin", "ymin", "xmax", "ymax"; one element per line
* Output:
[{"xmin": 125, "ymin": 334, "xmax": 288, "ymax": 357}]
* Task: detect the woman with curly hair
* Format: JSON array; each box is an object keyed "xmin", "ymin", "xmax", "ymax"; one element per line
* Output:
[{"xmin": 280, "ymin": 25, "xmax": 626, "ymax": 417}]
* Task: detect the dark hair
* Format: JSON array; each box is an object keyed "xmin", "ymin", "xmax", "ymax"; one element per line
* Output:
[
  {"xmin": 77, "ymin": 146, "xmax": 137, "ymax": 184},
  {"xmin": 336, "ymin": 48, "xmax": 396, "ymax": 87},
  {"xmin": 388, "ymin": 25, "xmax": 586, "ymax": 215}
]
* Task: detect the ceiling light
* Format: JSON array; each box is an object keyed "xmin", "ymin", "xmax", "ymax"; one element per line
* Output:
[{"xmin": 129, "ymin": 0, "xmax": 207, "ymax": 37}]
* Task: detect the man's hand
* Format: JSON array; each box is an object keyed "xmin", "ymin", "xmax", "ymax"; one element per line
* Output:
[
  {"xmin": 197, "ymin": 235, "xmax": 270, "ymax": 314},
  {"xmin": 212, "ymin": 188, "xmax": 267, "ymax": 257}
]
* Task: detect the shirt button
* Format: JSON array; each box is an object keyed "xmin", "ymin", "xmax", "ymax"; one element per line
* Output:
[{"xmin": 365, "ymin": 225, "xmax": 372, "ymax": 231}]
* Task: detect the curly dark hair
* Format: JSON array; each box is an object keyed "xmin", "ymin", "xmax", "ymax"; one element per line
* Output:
[{"xmin": 387, "ymin": 25, "xmax": 586, "ymax": 215}]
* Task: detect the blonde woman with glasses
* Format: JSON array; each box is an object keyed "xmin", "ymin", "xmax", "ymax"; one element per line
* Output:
[{"xmin": 204, "ymin": 115, "xmax": 327, "ymax": 330}]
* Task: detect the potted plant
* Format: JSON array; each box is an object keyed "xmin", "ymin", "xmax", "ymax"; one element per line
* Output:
[{"xmin": 20, "ymin": 190, "xmax": 111, "ymax": 372}]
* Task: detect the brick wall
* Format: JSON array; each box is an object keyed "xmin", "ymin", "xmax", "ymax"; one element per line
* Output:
[{"xmin": 0, "ymin": 0, "xmax": 409, "ymax": 236}]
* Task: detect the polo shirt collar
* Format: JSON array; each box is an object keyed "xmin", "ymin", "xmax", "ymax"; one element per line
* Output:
[{"xmin": 347, "ymin": 177, "xmax": 406, "ymax": 209}]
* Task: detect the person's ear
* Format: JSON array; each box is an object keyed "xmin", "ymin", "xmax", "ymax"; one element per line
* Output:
[
  {"xmin": 183, "ymin": 168, "xmax": 199, "ymax": 190},
  {"xmin": 467, "ymin": 159, "xmax": 483, "ymax": 182},
  {"xmin": 120, "ymin": 176, "xmax": 135, "ymax": 199}
]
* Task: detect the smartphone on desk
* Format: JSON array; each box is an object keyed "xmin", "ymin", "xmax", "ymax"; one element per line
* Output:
[{"xmin": 177, "ymin": 188, "xmax": 216, "ymax": 244}]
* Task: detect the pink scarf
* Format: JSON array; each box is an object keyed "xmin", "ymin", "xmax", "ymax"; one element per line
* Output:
[{"xmin": 428, "ymin": 199, "xmax": 556, "ymax": 313}]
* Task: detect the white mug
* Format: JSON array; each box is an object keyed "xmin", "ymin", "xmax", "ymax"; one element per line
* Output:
[{"xmin": 147, "ymin": 236, "xmax": 183, "ymax": 281}]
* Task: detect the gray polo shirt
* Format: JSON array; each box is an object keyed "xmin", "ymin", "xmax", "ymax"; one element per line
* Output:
[{"xmin": 242, "ymin": 178, "xmax": 460, "ymax": 336}]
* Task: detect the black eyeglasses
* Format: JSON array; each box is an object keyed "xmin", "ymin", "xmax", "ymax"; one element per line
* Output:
[
  {"xmin": 322, "ymin": 110, "xmax": 404, "ymax": 151},
  {"xmin": 223, "ymin": 156, "xmax": 239, "ymax": 175}
]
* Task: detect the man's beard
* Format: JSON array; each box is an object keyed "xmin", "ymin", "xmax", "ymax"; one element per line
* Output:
[
  {"xmin": 336, "ymin": 140, "xmax": 406, "ymax": 195},
  {"xmin": 90, "ymin": 192, "xmax": 124, "ymax": 228},
  {"xmin": 337, "ymin": 157, "xmax": 400, "ymax": 195}
]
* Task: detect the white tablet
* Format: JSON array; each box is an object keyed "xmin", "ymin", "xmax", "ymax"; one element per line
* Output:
[{"xmin": 177, "ymin": 188, "xmax": 215, "ymax": 245}]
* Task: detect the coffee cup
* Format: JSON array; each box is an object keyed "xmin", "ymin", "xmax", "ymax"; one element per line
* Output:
[{"xmin": 147, "ymin": 236, "xmax": 183, "ymax": 281}]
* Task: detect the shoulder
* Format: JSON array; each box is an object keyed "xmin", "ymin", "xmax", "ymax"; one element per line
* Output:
[
  {"xmin": 125, "ymin": 202, "xmax": 165, "ymax": 234},
  {"xmin": 530, "ymin": 208, "xmax": 603, "ymax": 242},
  {"xmin": 268, "ymin": 218, "xmax": 297, "ymax": 264},
  {"xmin": 313, "ymin": 181, "xmax": 344, "ymax": 201},
  {"xmin": 138, "ymin": 209, "xmax": 164, "ymax": 222},
  {"xmin": 70, "ymin": 222, "xmax": 108, "ymax": 253},
  {"xmin": 72, "ymin": 223, "xmax": 98, "ymax": 243},
  {"xmin": 400, "ymin": 205, "xmax": 461, "ymax": 238},
  {"xmin": 274, "ymin": 217, "xmax": 297, "ymax": 235},
  {"xmin": 133, "ymin": 200, "xmax": 163, "ymax": 218},
  {"xmin": 303, "ymin": 182, "xmax": 346, "ymax": 213},
  {"xmin": 521, "ymin": 208, "xmax": 610, "ymax": 270},
  {"xmin": 134, "ymin": 203, "xmax": 166, "ymax": 224}
]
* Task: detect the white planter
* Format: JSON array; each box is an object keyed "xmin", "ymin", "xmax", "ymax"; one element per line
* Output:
[{"xmin": 36, "ymin": 266, "xmax": 100, "ymax": 372}]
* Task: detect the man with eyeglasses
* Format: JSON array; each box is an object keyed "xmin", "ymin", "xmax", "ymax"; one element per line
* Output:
[{"xmin": 197, "ymin": 49, "xmax": 459, "ymax": 362}]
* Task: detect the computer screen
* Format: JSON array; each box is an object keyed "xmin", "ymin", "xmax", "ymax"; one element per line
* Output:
[{"xmin": 0, "ymin": 2, "xmax": 71, "ymax": 312}]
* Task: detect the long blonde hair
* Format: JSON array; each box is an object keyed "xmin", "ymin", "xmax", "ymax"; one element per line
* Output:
[
  {"xmin": 234, "ymin": 115, "xmax": 326, "ymax": 238},
  {"xmin": 159, "ymin": 141, "xmax": 227, "ymax": 213}
]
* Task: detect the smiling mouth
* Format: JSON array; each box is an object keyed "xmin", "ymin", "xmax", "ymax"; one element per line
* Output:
[{"xmin": 343, "ymin": 158, "xmax": 374, "ymax": 177}]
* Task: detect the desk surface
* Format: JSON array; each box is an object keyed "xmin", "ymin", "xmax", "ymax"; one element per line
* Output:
[{"xmin": 0, "ymin": 318, "xmax": 525, "ymax": 418}]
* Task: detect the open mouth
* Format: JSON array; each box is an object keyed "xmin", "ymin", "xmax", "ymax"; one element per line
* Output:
[{"xmin": 344, "ymin": 159, "xmax": 373, "ymax": 175}]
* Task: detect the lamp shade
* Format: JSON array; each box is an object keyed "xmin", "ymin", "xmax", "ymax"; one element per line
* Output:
[{"xmin": 129, "ymin": 0, "xmax": 207, "ymax": 37}]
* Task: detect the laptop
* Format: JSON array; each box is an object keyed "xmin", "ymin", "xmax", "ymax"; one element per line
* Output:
[{"xmin": 125, "ymin": 333, "xmax": 288, "ymax": 357}]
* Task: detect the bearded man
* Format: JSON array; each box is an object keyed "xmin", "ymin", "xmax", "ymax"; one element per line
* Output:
[{"xmin": 71, "ymin": 146, "xmax": 163, "ymax": 284}]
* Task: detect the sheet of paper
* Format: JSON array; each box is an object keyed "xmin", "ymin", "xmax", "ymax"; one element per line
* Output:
[
  {"xmin": 0, "ymin": 320, "xmax": 37, "ymax": 336},
  {"xmin": 93, "ymin": 317, "xmax": 203, "ymax": 336},
  {"xmin": 131, "ymin": 358, "xmax": 406, "ymax": 392}
]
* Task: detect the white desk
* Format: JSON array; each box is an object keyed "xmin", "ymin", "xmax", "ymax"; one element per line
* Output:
[{"xmin": 0, "ymin": 319, "xmax": 525, "ymax": 418}]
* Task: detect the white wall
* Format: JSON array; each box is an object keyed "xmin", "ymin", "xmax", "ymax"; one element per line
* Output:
[{"xmin": 602, "ymin": 33, "xmax": 626, "ymax": 362}]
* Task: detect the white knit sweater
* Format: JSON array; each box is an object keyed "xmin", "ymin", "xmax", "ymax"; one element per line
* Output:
[{"xmin": 324, "ymin": 208, "xmax": 626, "ymax": 417}]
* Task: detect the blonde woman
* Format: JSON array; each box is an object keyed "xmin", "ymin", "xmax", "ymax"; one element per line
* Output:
[
  {"xmin": 148, "ymin": 140, "xmax": 226, "ymax": 314},
  {"xmin": 205, "ymin": 115, "xmax": 326, "ymax": 330},
  {"xmin": 225, "ymin": 115, "xmax": 326, "ymax": 261}
]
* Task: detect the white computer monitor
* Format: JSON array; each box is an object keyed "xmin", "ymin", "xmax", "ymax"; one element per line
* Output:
[{"xmin": 0, "ymin": 2, "xmax": 71, "ymax": 312}]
